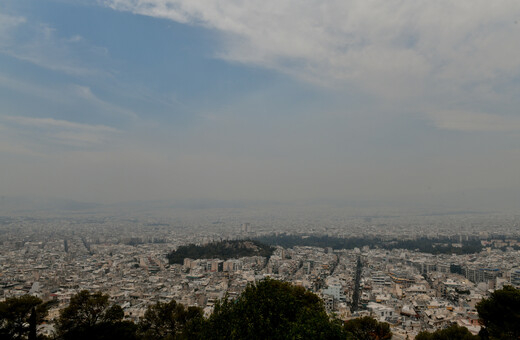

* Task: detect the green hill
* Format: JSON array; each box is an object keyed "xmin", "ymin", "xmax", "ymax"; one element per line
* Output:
[{"xmin": 167, "ymin": 239, "xmax": 274, "ymax": 264}]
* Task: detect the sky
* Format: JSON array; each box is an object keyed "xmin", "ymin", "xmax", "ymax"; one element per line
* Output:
[{"xmin": 0, "ymin": 0, "xmax": 519, "ymax": 211}]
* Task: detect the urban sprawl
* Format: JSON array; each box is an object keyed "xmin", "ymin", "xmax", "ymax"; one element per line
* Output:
[{"xmin": 1, "ymin": 212, "xmax": 519, "ymax": 339}]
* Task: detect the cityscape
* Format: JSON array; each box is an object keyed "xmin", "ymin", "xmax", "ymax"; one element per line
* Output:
[
  {"xmin": 1, "ymin": 208, "xmax": 519, "ymax": 338},
  {"xmin": 1, "ymin": 0, "xmax": 519, "ymax": 338}
]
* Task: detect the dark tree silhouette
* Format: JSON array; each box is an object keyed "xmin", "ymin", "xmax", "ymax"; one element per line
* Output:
[
  {"xmin": 343, "ymin": 316, "xmax": 392, "ymax": 340},
  {"xmin": 55, "ymin": 290, "xmax": 137, "ymax": 340},
  {"xmin": 0, "ymin": 295, "xmax": 48, "ymax": 340},
  {"xmin": 137, "ymin": 299, "xmax": 203, "ymax": 339},
  {"xmin": 28, "ymin": 307, "xmax": 36, "ymax": 340},
  {"xmin": 415, "ymin": 324, "xmax": 479, "ymax": 340},
  {"xmin": 476, "ymin": 285, "xmax": 520, "ymax": 339},
  {"xmin": 204, "ymin": 278, "xmax": 343, "ymax": 339}
]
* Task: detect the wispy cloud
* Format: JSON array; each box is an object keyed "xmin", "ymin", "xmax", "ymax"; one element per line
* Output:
[
  {"xmin": 3, "ymin": 51, "xmax": 96, "ymax": 76},
  {"xmin": 0, "ymin": 13, "xmax": 26, "ymax": 40},
  {"xmin": 0, "ymin": 16, "xmax": 107, "ymax": 76},
  {"xmin": 1, "ymin": 116, "xmax": 120, "ymax": 150},
  {"xmin": 71, "ymin": 85, "xmax": 138, "ymax": 119},
  {"xmin": 0, "ymin": 74, "xmax": 138, "ymax": 120},
  {"xmin": 4, "ymin": 116, "xmax": 118, "ymax": 133}
]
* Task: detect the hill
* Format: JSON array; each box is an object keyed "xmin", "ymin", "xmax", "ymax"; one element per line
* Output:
[{"xmin": 167, "ymin": 240, "xmax": 274, "ymax": 264}]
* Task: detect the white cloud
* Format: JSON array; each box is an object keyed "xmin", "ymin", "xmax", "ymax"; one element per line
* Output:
[{"xmin": 104, "ymin": 0, "xmax": 520, "ymax": 98}]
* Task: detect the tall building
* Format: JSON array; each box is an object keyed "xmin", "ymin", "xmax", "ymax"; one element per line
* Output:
[
  {"xmin": 241, "ymin": 223, "xmax": 251, "ymax": 232},
  {"xmin": 511, "ymin": 268, "xmax": 520, "ymax": 288}
]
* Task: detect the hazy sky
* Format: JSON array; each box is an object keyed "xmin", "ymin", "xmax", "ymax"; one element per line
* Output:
[{"xmin": 0, "ymin": 0, "xmax": 519, "ymax": 209}]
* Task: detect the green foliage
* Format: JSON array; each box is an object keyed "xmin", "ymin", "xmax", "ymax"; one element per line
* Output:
[
  {"xmin": 255, "ymin": 234, "xmax": 483, "ymax": 255},
  {"xmin": 204, "ymin": 278, "xmax": 343, "ymax": 339},
  {"xmin": 55, "ymin": 290, "xmax": 137, "ymax": 340},
  {"xmin": 415, "ymin": 324, "xmax": 479, "ymax": 340},
  {"xmin": 476, "ymin": 285, "xmax": 520, "ymax": 339},
  {"xmin": 167, "ymin": 240, "xmax": 274, "ymax": 264},
  {"xmin": 343, "ymin": 316, "xmax": 392, "ymax": 340},
  {"xmin": 0, "ymin": 295, "xmax": 48, "ymax": 340},
  {"xmin": 137, "ymin": 300, "xmax": 204, "ymax": 339}
]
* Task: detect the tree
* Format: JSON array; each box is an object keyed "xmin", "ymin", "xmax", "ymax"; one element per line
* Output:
[
  {"xmin": 343, "ymin": 316, "xmax": 392, "ymax": 340},
  {"xmin": 28, "ymin": 307, "xmax": 37, "ymax": 340},
  {"xmin": 137, "ymin": 299, "xmax": 204, "ymax": 339},
  {"xmin": 204, "ymin": 278, "xmax": 343, "ymax": 339},
  {"xmin": 0, "ymin": 295, "xmax": 48, "ymax": 340},
  {"xmin": 55, "ymin": 290, "xmax": 137, "ymax": 340},
  {"xmin": 476, "ymin": 285, "xmax": 520, "ymax": 339},
  {"xmin": 415, "ymin": 324, "xmax": 479, "ymax": 340}
]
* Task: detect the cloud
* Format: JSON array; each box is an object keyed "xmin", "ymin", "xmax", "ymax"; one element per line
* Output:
[
  {"xmin": 0, "ymin": 13, "xmax": 26, "ymax": 41},
  {"xmin": 4, "ymin": 116, "xmax": 118, "ymax": 133},
  {"xmin": 103, "ymin": 0, "xmax": 520, "ymax": 135},
  {"xmin": 0, "ymin": 15, "xmax": 107, "ymax": 76},
  {"xmin": 71, "ymin": 85, "xmax": 138, "ymax": 119},
  {"xmin": 103, "ymin": 0, "xmax": 520, "ymax": 98},
  {"xmin": 429, "ymin": 110, "xmax": 520, "ymax": 132},
  {"xmin": 1, "ymin": 116, "xmax": 120, "ymax": 150},
  {"xmin": 65, "ymin": 35, "xmax": 84, "ymax": 43},
  {"xmin": 0, "ymin": 74, "xmax": 138, "ymax": 121}
]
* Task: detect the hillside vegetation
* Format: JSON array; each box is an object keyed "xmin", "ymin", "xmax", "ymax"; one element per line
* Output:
[
  {"xmin": 167, "ymin": 239, "xmax": 274, "ymax": 264},
  {"xmin": 255, "ymin": 234, "xmax": 484, "ymax": 255}
]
